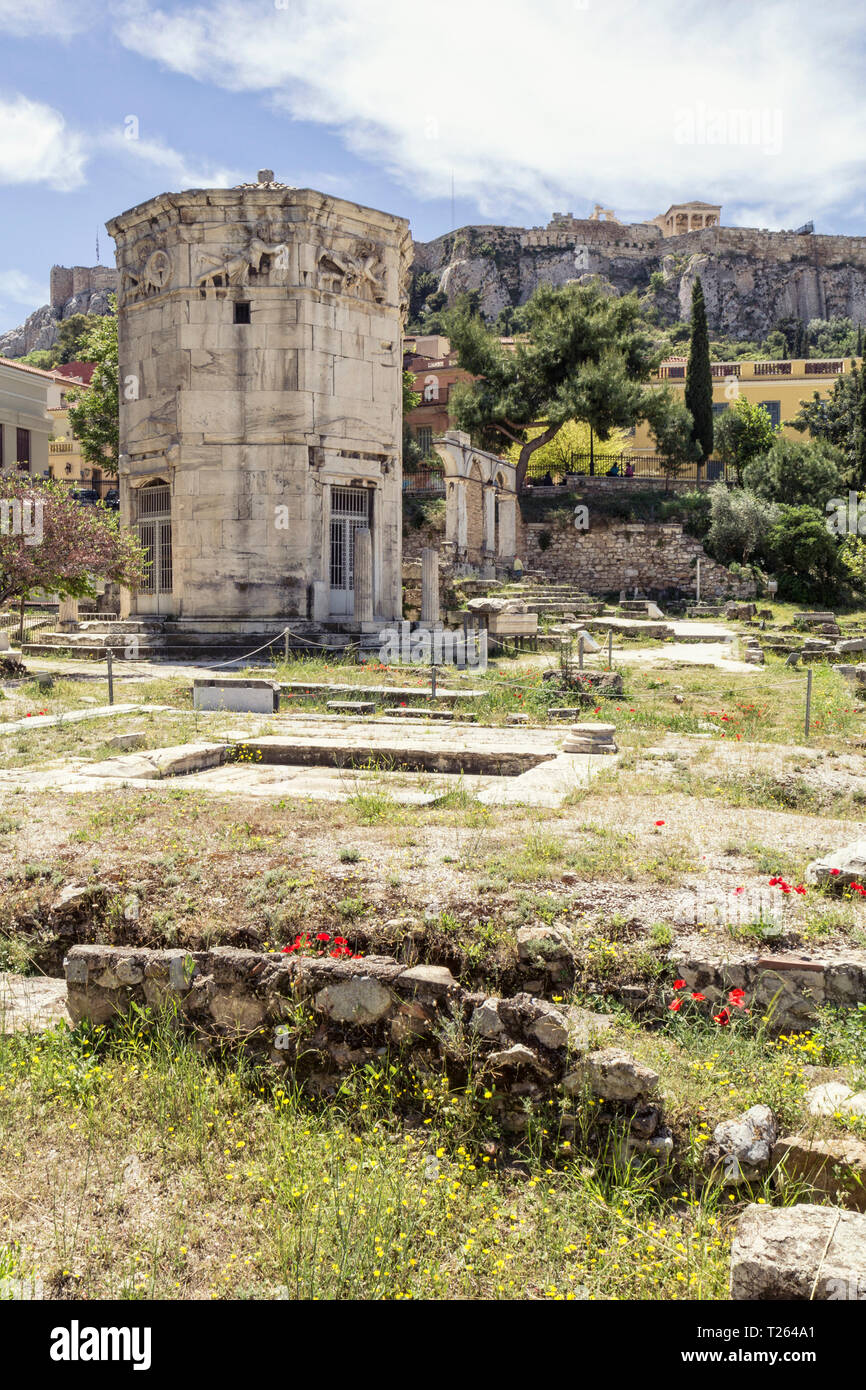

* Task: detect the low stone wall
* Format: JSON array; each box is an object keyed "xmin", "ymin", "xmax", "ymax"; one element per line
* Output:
[
  {"xmin": 63, "ymin": 944, "xmax": 662, "ymax": 1140},
  {"xmin": 672, "ymin": 951, "xmax": 866, "ymax": 1029},
  {"xmin": 517, "ymin": 516, "xmax": 755, "ymax": 598}
]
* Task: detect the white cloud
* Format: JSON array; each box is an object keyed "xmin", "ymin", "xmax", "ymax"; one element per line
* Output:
[
  {"xmin": 113, "ymin": 0, "xmax": 866, "ymax": 230},
  {"xmin": 0, "ymin": 270, "xmax": 48, "ymax": 307},
  {"xmin": 99, "ymin": 128, "xmax": 243, "ymax": 189},
  {"xmin": 0, "ymin": 95, "xmax": 87, "ymax": 190},
  {"xmin": 0, "ymin": 0, "xmax": 97, "ymax": 39}
]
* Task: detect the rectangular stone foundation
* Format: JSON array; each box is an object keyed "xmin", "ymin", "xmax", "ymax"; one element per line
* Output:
[{"xmin": 193, "ymin": 678, "xmax": 280, "ymax": 713}]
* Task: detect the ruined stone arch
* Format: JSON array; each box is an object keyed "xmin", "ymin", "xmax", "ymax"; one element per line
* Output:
[{"xmin": 431, "ymin": 431, "xmax": 519, "ymax": 571}]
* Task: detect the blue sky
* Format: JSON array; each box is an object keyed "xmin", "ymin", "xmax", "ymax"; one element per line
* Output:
[{"xmin": 2, "ymin": 0, "xmax": 866, "ymax": 331}]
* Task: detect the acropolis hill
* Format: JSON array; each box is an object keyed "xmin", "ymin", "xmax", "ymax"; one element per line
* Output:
[
  {"xmin": 6, "ymin": 205, "xmax": 866, "ymax": 359},
  {"xmin": 412, "ymin": 209, "xmax": 866, "ymax": 338}
]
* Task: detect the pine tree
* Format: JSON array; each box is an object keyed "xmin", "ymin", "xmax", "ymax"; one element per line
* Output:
[{"xmin": 685, "ymin": 278, "xmax": 713, "ymax": 464}]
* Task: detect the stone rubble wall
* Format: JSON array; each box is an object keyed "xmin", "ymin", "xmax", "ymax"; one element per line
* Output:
[
  {"xmin": 673, "ymin": 952, "xmax": 866, "ymax": 1030},
  {"xmin": 402, "ymin": 503, "xmax": 753, "ymax": 597},
  {"xmin": 62, "ymin": 944, "xmax": 659, "ymax": 1137},
  {"xmin": 516, "ymin": 516, "xmax": 755, "ymax": 598}
]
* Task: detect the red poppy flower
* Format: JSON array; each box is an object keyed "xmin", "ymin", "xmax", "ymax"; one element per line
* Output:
[
  {"xmin": 669, "ymin": 998, "xmax": 683, "ymax": 1012},
  {"xmin": 691, "ymin": 991, "xmax": 706, "ymax": 1001},
  {"xmin": 830, "ymin": 868, "xmax": 841, "ymax": 877},
  {"xmin": 673, "ymin": 979, "xmax": 686, "ymax": 990},
  {"xmin": 713, "ymin": 1008, "xmax": 731, "ymax": 1026},
  {"xmin": 794, "ymin": 885, "xmax": 806, "ymax": 895},
  {"xmin": 655, "ymin": 820, "xmax": 665, "ymax": 827},
  {"xmin": 735, "ymin": 886, "xmax": 744, "ymax": 895},
  {"xmin": 316, "ymin": 933, "xmax": 330, "ymax": 942}
]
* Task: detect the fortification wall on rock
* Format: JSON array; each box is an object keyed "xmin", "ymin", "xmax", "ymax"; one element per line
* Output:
[
  {"xmin": 50, "ymin": 265, "xmax": 118, "ymax": 309},
  {"xmin": 660, "ymin": 227, "xmax": 866, "ymax": 267}
]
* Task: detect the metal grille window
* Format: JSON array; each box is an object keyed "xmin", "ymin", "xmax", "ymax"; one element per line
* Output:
[
  {"xmin": 331, "ymin": 486, "xmax": 369, "ymax": 517},
  {"xmin": 135, "ymin": 483, "xmax": 172, "ymax": 606},
  {"xmin": 329, "ymin": 518, "xmax": 346, "ymax": 589},
  {"xmin": 139, "ymin": 521, "xmax": 156, "ymax": 593},
  {"xmin": 159, "ymin": 521, "xmax": 173, "ymax": 592},
  {"xmin": 330, "ymin": 487, "xmax": 370, "ymax": 597},
  {"xmin": 138, "ymin": 484, "xmax": 171, "ymax": 518}
]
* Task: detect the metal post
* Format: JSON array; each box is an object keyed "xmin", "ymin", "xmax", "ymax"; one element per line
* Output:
[
  {"xmin": 578, "ymin": 636, "xmax": 584, "ymax": 670},
  {"xmin": 431, "ymin": 662, "xmax": 437, "ymax": 699},
  {"xmin": 805, "ymin": 667, "xmax": 812, "ymax": 740},
  {"xmin": 107, "ymin": 648, "xmax": 114, "ymax": 705},
  {"xmin": 608, "ymin": 628, "xmax": 613, "ymax": 669},
  {"xmin": 18, "ymin": 595, "xmax": 25, "ymax": 645},
  {"xmin": 284, "ymin": 629, "xmax": 289, "ymax": 664}
]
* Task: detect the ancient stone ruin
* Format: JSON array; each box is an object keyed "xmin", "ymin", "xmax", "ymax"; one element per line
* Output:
[{"xmin": 108, "ymin": 171, "xmax": 412, "ymax": 629}]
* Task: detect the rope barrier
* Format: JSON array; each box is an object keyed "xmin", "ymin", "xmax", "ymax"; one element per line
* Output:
[{"xmin": 202, "ymin": 626, "xmax": 362, "ymax": 670}]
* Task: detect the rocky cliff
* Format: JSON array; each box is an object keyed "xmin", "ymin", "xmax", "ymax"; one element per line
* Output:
[
  {"xmin": 413, "ymin": 221, "xmax": 866, "ymax": 339},
  {"xmin": 0, "ymin": 287, "xmax": 116, "ymax": 359}
]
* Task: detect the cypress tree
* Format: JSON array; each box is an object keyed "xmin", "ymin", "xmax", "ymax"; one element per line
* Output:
[
  {"xmin": 685, "ymin": 277, "xmax": 714, "ymax": 463},
  {"xmin": 853, "ymin": 363, "xmax": 866, "ymax": 488},
  {"xmin": 796, "ymin": 318, "xmax": 808, "ymax": 358},
  {"xmin": 858, "ymin": 323, "xmax": 863, "ymax": 357}
]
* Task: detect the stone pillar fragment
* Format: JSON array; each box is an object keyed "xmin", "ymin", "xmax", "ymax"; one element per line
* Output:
[
  {"xmin": 421, "ymin": 547, "xmax": 440, "ymax": 624},
  {"xmin": 57, "ymin": 596, "xmax": 79, "ymax": 631},
  {"xmin": 354, "ymin": 528, "xmax": 373, "ymax": 623}
]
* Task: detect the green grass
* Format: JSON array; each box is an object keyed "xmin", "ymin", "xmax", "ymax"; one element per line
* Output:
[{"xmin": 0, "ymin": 1008, "xmax": 741, "ymax": 1300}]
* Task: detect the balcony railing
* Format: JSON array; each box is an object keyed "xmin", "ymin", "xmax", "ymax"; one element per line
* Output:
[
  {"xmin": 805, "ymin": 360, "xmax": 844, "ymax": 374},
  {"xmin": 403, "ymin": 469, "xmax": 446, "ymax": 494},
  {"xmin": 753, "ymin": 361, "xmax": 792, "ymax": 375},
  {"xmin": 525, "ymin": 452, "xmax": 727, "ymax": 483}
]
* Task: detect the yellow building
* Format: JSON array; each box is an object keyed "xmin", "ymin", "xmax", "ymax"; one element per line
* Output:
[
  {"xmin": 0, "ymin": 356, "xmax": 54, "ymax": 477},
  {"xmin": 629, "ymin": 355, "xmax": 861, "ymax": 461},
  {"xmin": 44, "ymin": 364, "xmax": 116, "ymax": 497}
]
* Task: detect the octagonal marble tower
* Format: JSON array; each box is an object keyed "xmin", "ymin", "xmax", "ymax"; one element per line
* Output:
[{"xmin": 107, "ymin": 172, "xmax": 412, "ymax": 625}]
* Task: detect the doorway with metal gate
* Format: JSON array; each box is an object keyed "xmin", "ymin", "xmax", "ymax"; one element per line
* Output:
[
  {"xmin": 329, "ymin": 485, "xmax": 371, "ymax": 616},
  {"xmin": 135, "ymin": 480, "xmax": 173, "ymax": 615}
]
